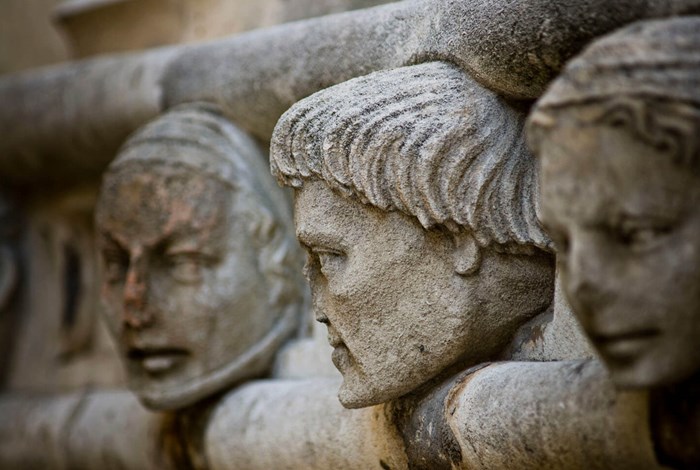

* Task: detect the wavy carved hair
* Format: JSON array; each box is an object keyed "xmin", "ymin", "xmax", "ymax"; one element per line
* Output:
[
  {"xmin": 528, "ymin": 17, "xmax": 700, "ymax": 174},
  {"xmin": 271, "ymin": 62, "xmax": 552, "ymax": 254}
]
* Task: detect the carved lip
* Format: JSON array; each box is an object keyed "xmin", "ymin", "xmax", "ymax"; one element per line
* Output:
[
  {"xmin": 326, "ymin": 325, "xmax": 345, "ymax": 349},
  {"xmin": 331, "ymin": 344, "xmax": 351, "ymax": 371},
  {"xmin": 590, "ymin": 329, "xmax": 660, "ymax": 359},
  {"xmin": 127, "ymin": 347, "xmax": 189, "ymax": 375}
]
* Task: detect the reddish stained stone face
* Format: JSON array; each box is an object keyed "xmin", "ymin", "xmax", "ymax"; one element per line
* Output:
[{"xmin": 96, "ymin": 164, "xmax": 274, "ymax": 409}]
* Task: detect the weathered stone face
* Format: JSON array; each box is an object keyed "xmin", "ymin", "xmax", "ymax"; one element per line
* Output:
[
  {"xmin": 96, "ymin": 164, "xmax": 276, "ymax": 409},
  {"xmin": 539, "ymin": 119, "xmax": 700, "ymax": 389},
  {"xmin": 295, "ymin": 180, "xmax": 553, "ymax": 408}
]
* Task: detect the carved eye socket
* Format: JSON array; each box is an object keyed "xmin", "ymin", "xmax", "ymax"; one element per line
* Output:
[
  {"xmin": 614, "ymin": 222, "xmax": 673, "ymax": 251},
  {"xmin": 103, "ymin": 250, "xmax": 128, "ymax": 284},
  {"xmin": 302, "ymin": 252, "xmax": 319, "ymax": 282},
  {"xmin": 315, "ymin": 249, "xmax": 345, "ymax": 277},
  {"xmin": 301, "ymin": 246, "xmax": 345, "ymax": 282},
  {"xmin": 167, "ymin": 254, "xmax": 208, "ymax": 284}
]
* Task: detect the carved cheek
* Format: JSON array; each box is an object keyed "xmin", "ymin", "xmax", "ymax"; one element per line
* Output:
[{"xmin": 100, "ymin": 281, "xmax": 124, "ymax": 332}]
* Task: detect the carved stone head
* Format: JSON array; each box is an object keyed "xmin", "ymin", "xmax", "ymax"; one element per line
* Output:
[
  {"xmin": 529, "ymin": 18, "xmax": 700, "ymax": 389},
  {"xmin": 271, "ymin": 62, "xmax": 555, "ymax": 408},
  {"xmin": 96, "ymin": 104, "xmax": 303, "ymax": 410}
]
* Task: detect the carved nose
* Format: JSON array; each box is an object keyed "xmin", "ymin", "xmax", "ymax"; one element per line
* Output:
[
  {"xmin": 565, "ymin": 237, "xmax": 609, "ymax": 317},
  {"xmin": 122, "ymin": 264, "xmax": 152, "ymax": 329},
  {"xmin": 315, "ymin": 311, "xmax": 329, "ymax": 325}
]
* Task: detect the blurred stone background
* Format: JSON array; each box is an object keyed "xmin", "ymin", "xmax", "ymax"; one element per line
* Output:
[{"xmin": 0, "ymin": 0, "xmax": 395, "ymax": 73}]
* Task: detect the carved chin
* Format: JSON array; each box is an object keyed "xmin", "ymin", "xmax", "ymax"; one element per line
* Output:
[
  {"xmin": 133, "ymin": 352, "xmax": 274, "ymax": 410},
  {"xmin": 134, "ymin": 308, "xmax": 298, "ymax": 410},
  {"xmin": 338, "ymin": 381, "xmax": 374, "ymax": 410},
  {"xmin": 337, "ymin": 371, "xmax": 400, "ymax": 410}
]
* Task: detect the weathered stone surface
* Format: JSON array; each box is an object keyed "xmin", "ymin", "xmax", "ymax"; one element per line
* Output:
[
  {"xmin": 3, "ymin": 2, "xmax": 700, "ymax": 468},
  {"xmin": 0, "ymin": 390, "xmax": 176, "ymax": 469},
  {"xmin": 273, "ymin": 320, "xmax": 340, "ymax": 379},
  {"xmin": 4, "ymin": 186, "xmax": 125, "ymax": 392},
  {"xmin": 430, "ymin": 0, "xmax": 700, "ymax": 100},
  {"xmin": 206, "ymin": 379, "xmax": 408, "ymax": 470},
  {"xmin": 0, "ymin": 47, "xmax": 177, "ymax": 188},
  {"xmin": 529, "ymin": 16, "xmax": 700, "ymax": 468},
  {"xmin": 0, "ymin": 364, "xmax": 663, "ymax": 469},
  {"xmin": 506, "ymin": 269, "xmax": 595, "ymax": 362},
  {"xmin": 270, "ymin": 61, "xmax": 586, "ymax": 410},
  {"xmin": 95, "ymin": 103, "xmax": 305, "ymax": 410},
  {"xmin": 0, "ymin": 392, "xmax": 85, "ymax": 469},
  {"xmin": 448, "ymin": 361, "xmax": 659, "ymax": 469},
  {"xmin": 54, "ymin": 0, "xmax": 396, "ymax": 59},
  {"xmin": 3, "ymin": 0, "xmax": 700, "ymax": 187}
]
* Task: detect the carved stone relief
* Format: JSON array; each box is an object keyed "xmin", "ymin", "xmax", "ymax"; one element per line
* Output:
[
  {"xmin": 529, "ymin": 17, "xmax": 700, "ymax": 468},
  {"xmin": 95, "ymin": 103, "xmax": 305, "ymax": 410},
  {"xmin": 2, "ymin": 1, "xmax": 700, "ymax": 469},
  {"xmin": 271, "ymin": 61, "xmax": 575, "ymax": 410}
]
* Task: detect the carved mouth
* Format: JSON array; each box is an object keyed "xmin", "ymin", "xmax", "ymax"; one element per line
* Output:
[
  {"xmin": 331, "ymin": 344, "xmax": 352, "ymax": 372},
  {"xmin": 325, "ymin": 325, "xmax": 345, "ymax": 349},
  {"xmin": 590, "ymin": 329, "xmax": 660, "ymax": 359},
  {"xmin": 127, "ymin": 347, "xmax": 189, "ymax": 375}
]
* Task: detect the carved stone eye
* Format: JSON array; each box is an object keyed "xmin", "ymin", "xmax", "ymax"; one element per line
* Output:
[
  {"xmin": 302, "ymin": 252, "xmax": 319, "ymax": 282},
  {"xmin": 316, "ymin": 250, "xmax": 345, "ymax": 277},
  {"xmin": 167, "ymin": 254, "xmax": 206, "ymax": 284},
  {"xmin": 615, "ymin": 222, "xmax": 673, "ymax": 252}
]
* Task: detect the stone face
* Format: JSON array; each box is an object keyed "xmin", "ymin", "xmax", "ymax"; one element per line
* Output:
[
  {"xmin": 4, "ymin": 1, "xmax": 700, "ymax": 468},
  {"xmin": 271, "ymin": 62, "xmax": 566, "ymax": 409},
  {"xmin": 95, "ymin": 103, "xmax": 305, "ymax": 410},
  {"xmin": 529, "ymin": 16, "xmax": 700, "ymax": 467},
  {"xmin": 530, "ymin": 17, "xmax": 700, "ymax": 391}
]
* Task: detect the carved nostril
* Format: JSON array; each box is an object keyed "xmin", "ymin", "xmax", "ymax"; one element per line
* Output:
[
  {"xmin": 123, "ymin": 303, "xmax": 154, "ymax": 329},
  {"xmin": 122, "ymin": 265, "xmax": 151, "ymax": 329},
  {"xmin": 124, "ymin": 280, "xmax": 145, "ymax": 307}
]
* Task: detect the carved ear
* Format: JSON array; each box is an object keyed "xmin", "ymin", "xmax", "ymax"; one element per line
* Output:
[{"xmin": 452, "ymin": 233, "xmax": 481, "ymax": 276}]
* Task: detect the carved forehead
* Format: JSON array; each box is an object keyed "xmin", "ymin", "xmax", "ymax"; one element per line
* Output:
[
  {"xmin": 271, "ymin": 61, "xmax": 551, "ymax": 254},
  {"xmin": 535, "ymin": 17, "xmax": 700, "ymax": 110},
  {"xmin": 96, "ymin": 165, "xmax": 232, "ymax": 246},
  {"xmin": 101, "ymin": 103, "xmax": 295, "ymax": 229},
  {"xmin": 109, "ymin": 103, "xmax": 257, "ymax": 190}
]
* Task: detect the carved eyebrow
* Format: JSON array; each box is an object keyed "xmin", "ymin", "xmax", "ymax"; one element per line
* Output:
[
  {"xmin": 159, "ymin": 232, "xmax": 223, "ymax": 258},
  {"xmin": 296, "ymin": 228, "xmax": 346, "ymax": 252},
  {"xmin": 608, "ymin": 211, "xmax": 679, "ymax": 228},
  {"xmin": 99, "ymin": 232, "xmax": 127, "ymax": 251}
]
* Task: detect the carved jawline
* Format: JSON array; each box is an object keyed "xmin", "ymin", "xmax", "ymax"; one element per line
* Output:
[{"xmin": 138, "ymin": 305, "xmax": 298, "ymax": 410}]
